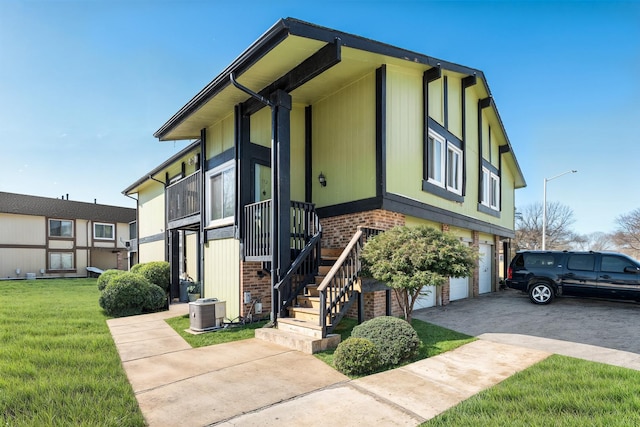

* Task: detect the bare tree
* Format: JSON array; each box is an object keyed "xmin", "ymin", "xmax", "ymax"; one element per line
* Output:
[
  {"xmin": 572, "ymin": 232, "xmax": 614, "ymax": 251},
  {"xmin": 613, "ymin": 208, "xmax": 640, "ymax": 259},
  {"xmin": 515, "ymin": 202, "xmax": 576, "ymax": 251}
]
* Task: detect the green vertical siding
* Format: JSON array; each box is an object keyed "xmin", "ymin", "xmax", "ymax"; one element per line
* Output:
[
  {"xmin": 386, "ymin": 67, "xmax": 423, "ymax": 197},
  {"xmin": 206, "ymin": 113, "xmax": 235, "ymax": 158},
  {"xmin": 312, "ymin": 72, "xmax": 376, "ymax": 207},
  {"xmin": 290, "ymin": 105, "xmax": 306, "ymax": 202},
  {"xmin": 204, "ymin": 238, "xmax": 240, "ymax": 320},
  {"xmin": 447, "ymin": 75, "xmax": 462, "ymax": 140},
  {"xmin": 386, "ymin": 67, "xmax": 516, "ymax": 232},
  {"xmin": 250, "ymin": 108, "xmax": 271, "ymax": 148}
]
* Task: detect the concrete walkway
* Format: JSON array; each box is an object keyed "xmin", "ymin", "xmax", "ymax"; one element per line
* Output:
[{"xmin": 108, "ymin": 304, "xmax": 551, "ymax": 426}]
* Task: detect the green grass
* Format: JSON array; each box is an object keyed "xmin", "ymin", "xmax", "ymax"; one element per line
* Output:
[
  {"xmin": 0, "ymin": 278, "xmax": 144, "ymax": 426},
  {"xmin": 423, "ymin": 355, "xmax": 640, "ymax": 426},
  {"xmin": 165, "ymin": 315, "xmax": 268, "ymax": 347},
  {"xmin": 313, "ymin": 317, "xmax": 476, "ymax": 372}
]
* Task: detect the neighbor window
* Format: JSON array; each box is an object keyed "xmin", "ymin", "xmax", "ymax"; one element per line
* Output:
[
  {"xmin": 205, "ymin": 160, "xmax": 235, "ymax": 227},
  {"xmin": 427, "ymin": 129, "xmax": 463, "ymax": 195},
  {"xmin": 50, "ymin": 252, "xmax": 74, "ymax": 270},
  {"xmin": 49, "ymin": 219, "xmax": 73, "ymax": 237},
  {"xmin": 481, "ymin": 167, "xmax": 500, "ymax": 210},
  {"xmin": 94, "ymin": 222, "xmax": 114, "ymax": 240}
]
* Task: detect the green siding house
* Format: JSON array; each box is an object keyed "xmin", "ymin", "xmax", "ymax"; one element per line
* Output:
[{"xmin": 124, "ymin": 18, "xmax": 525, "ymax": 349}]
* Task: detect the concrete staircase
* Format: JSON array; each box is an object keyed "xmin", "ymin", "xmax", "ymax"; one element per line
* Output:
[{"xmin": 255, "ymin": 248, "xmax": 344, "ymax": 354}]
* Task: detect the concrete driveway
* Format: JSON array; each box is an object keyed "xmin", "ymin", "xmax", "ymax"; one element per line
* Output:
[{"xmin": 413, "ymin": 288, "xmax": 640, "ymax": 355}]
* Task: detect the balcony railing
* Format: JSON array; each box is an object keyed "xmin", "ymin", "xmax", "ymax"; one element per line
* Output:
[
  {"xmin": 166, "ymin": 171, "xmax": 201, "ymax": 223},
  {"xmin": 244, "ymin": 200, "xmax": 319, "ymax": 262}
]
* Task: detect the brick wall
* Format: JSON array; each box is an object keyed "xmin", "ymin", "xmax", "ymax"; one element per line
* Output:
[
  {"xmin": 320, "ymin": 209, "xmax": 405, "ymax": 249},
  {"xmin": 240, "ymin": 261, "xmax": 271, "ymax": 320}
]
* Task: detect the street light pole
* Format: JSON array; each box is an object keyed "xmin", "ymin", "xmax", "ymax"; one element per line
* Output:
[{"xmin": 542, "ymin": 169, "xmax": 577, "ymax": 250}]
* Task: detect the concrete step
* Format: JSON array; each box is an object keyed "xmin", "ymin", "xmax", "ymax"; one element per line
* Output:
[
  {"xmin": 277, "ymin": 317, "xmax": 325, "ymax": 338},
  {"xmin": 321, "ymin": 247, "xmax": 343, "ymax": 258},
  {"xmin": 254, "ymin": 326, "xmax": 340, "ymax": 354}
]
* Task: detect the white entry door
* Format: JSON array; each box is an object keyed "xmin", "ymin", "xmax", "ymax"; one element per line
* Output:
[
  {"xmin": 413, "ymin": 285, "xmax": 437, "ymax": 310},
  {"xmin": 479, "ymin": 243, "xmax": 492, "ymax": 294}
]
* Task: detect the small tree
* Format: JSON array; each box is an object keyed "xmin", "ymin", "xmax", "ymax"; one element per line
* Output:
[{"xmin": 361, "ymin": 226, "xmax": 475, "ymax": 323}]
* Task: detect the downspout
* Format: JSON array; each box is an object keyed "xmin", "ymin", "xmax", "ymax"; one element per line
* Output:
[
  {"xmin": 229, "ymin": 73, "xmax": 278, "ymax": 323},
  {"xmin": 199, "ymin": 131, "xmax": 206, "ymax": 290}
]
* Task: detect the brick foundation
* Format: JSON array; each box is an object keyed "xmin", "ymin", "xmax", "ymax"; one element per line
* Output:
[{"xmin": 240, "ymin": 261, "xmax": 271, "ymax": 320}]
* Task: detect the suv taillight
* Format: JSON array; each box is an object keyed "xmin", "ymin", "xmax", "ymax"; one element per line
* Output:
[{"xmin": 507, "ymin": 266, "xmax": 513, "ymax": 280}]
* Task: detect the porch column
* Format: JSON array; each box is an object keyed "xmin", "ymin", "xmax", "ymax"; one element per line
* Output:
[{"xmin": 271, "ymin": 89, "xmax": 292, "ymax": 320}]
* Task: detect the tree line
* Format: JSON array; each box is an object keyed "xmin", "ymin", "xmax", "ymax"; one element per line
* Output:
[{"xmin": 514, "ymin": 202, "xmax": 640, "ymax": 259}]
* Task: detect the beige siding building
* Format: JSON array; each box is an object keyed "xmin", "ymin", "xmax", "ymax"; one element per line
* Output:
[{"xmin": 0, "ymin": 192, "xmax": 135, "ymax": 279}]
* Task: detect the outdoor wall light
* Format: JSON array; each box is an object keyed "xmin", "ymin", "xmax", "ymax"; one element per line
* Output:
[{"xmin": 318, "ymin": 172, "xmax": 327, "ymax": 187}]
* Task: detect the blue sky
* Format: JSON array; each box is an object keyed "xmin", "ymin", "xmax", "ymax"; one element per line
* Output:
[{"xmin": 1, "ymin": 0, "xmax": 638, "ymax": 235}]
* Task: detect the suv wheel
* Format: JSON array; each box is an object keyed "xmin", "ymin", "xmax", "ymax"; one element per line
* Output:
[{"xmin": 529, "ymin": 282, "xmax": 554, "ymax": 304}]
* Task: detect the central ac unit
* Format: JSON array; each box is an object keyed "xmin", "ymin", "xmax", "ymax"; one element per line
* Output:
[{"xmin": 189, "ymin": 298, "xmax": 226, "ymax": 332}]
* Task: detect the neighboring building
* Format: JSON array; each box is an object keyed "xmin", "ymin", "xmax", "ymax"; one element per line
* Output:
[
  {"xmin": 124, "ymin": 18, "xmax": 525, "ymax": 341},
  {"xmin": 0, "ymin": 192, "xmax": 136, "ymax": 279}
]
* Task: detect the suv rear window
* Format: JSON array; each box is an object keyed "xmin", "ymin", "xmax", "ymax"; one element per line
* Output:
[{"xmin": 522, "ymin": 254, "xmax": 556, "ymax": 268}]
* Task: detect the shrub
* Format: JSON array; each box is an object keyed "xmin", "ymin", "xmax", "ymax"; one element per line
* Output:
[
  {"xmin": 129, "ymin": 263, "xmax": 145, "ymax": 274},
  {"xmin": 334, "ymin": 337, "xmax": 381, "ymax": 376},
  {"xmin": 351, "ymin": 316, "xmax": 420, "ymax": 367},
  {"xmin": 99, "ymin": 272, "xmax": 151, "ymax": 317},
  {"xmin": 144, "ymin": 283, "xmax": 168, "ymax": 313},
  {"xmin": 137, "ymin": 261, "xmax": 170, "ymax": 292},
  {"xmin": 97, "ymin": 269, "xmax": 126, "ymax": 291}
]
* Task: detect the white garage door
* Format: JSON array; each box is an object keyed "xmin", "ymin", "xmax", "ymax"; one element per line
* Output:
[
  {"xmin": 479, "ymin": 243, "xmax": 492, "ymax": 294},
  {"xmin": 413, "ymin": 285, "xmax": 437, "ymax": 309},
  {"xmin": 449, "ymin": 276, "xmax": 469, "ymax": 301}
]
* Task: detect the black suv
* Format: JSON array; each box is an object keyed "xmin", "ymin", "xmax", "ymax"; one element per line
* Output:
[{"xmin": 506, "ymin": 251, "xmax": 640, "ymax": 304}]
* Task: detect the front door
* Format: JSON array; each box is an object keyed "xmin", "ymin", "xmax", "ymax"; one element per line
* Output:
[{"xmin": 253, "ymin": 163, "xmax": 271, "ymax": 202}]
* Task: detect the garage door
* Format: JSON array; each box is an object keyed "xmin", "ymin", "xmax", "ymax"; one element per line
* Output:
[
  {"xmin": 479, "ymin": 243, "xmax": 492, "ymax": 294},
  {"xmin": 413, "ymin": 285, "xmax": 437, "ymax": 309},
  {"xmin": 449, "ymin": 276, "xmax": 469, "ymax": 301}
]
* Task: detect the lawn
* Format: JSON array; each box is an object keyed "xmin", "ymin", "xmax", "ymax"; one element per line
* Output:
[
  {"xmin": 0, "ymin": 278, "xmax": 145, "ymax": 427},
  {"xmin": 5, "ymin": 279, "xmax": 640, "ymax": 426},
  {"xmin": 423, "ymin": 354, "xmax": 640, "ymax": 426}
]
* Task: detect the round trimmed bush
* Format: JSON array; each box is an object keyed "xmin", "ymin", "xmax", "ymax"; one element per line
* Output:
[
  {"xmin": 129, "ymin": 263, "xmax": 145, "ymax": 274},
  {"xmin": 99, "ymin": 272, "xmax": 152, "ymax": 317},
  {"xmin": 144, "ymin": 283, "xmax": 168, "ymax": 313},
  {"xmin": 351, "ymin": 316, "xmax": 420, "ymax": 367},
  {"xmin": 97, "ymin": 269, "xmax": 126, "ymax": 292},
  {"xmin": 137, "ymin": 261, "xmax": 170, "ymax": 292},
  {"xmin": 334, "ymin": 337, "xmax": 381, "ymax": 376}
]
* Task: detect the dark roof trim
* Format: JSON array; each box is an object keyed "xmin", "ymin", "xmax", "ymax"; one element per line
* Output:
[
  {"xmin": 154, "ymin": 19, "xmax": 291, "ymax": 139},
  {"xmin": 122, "ymin": 139, "xmax": 201, "ymax": 195},
  {"xmin": 154, "ymin": 18, "xmax": 485, "ymax": 141}
]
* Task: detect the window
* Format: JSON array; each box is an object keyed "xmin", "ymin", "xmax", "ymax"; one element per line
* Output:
[
  {"xmin": 49, "ymin": 219, "xmax": 73, "ymax": 237},
  {"xmin": 427, "ymin": 131, "xmax": 445, "ymax": 186},
  {"xmin": 567, "ymin": 254, "xmax": 595, "ymax": 272},
  {"xmin": 94, "ymin": 223, "xmax": 114, "ymax": 240},
  {"xmin": 427, "ymin": 129, "xmax": 462, "ymax": 195},
  {"xmin": 601, "ymin": 255, "xmax": 636, "ymax": 273},
  {"xmin": 50, "ymin": 252, "xmax": 73, "ymax": 270},
  {"xmin": 481, "ymin": 167, "xmax": 500, "ymax": 210},
  {"xmin": 205, "ymin": 160, "xmax": 235, "ymax": 227},
  {"xmin": 446, "ymin": 144, "xmax": 462, "ymax": 194}
]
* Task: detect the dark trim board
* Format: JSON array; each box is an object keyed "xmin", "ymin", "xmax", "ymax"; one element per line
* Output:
[
  {"xmin": 138, "ymin": 233, "xmax": 165, "ymax": 244},
  {"xmin": 421, "ymin": 181, "xmax": 464, "ymax": 203},
  {"xmin": 477, "ymin": 203, "xmax": 501, "ymax": 218},
  {"xmin": 376, "ymin": 66, "xmax": 386, "ymax": 198},
  {"xmin": 205, "ymin": 148, "xmax": 235, "ymax": 171},
  {"xmin": 314, "ymin": 193, "xmax": 513, "ymax": 238},
  {"xmin": 316, "ymin": 197, "xmax": 383, "ymax": 218},
  {"xmin": 382, "ymin": 193, "xmax": 513, "ymax": 238},
  {"xmin": 167, "ymin": 214, "xmax": 200, "ymax": 231},
  {"xmin": 205, "ymin": 226, "xmax": 235, "ymax": 241}
]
